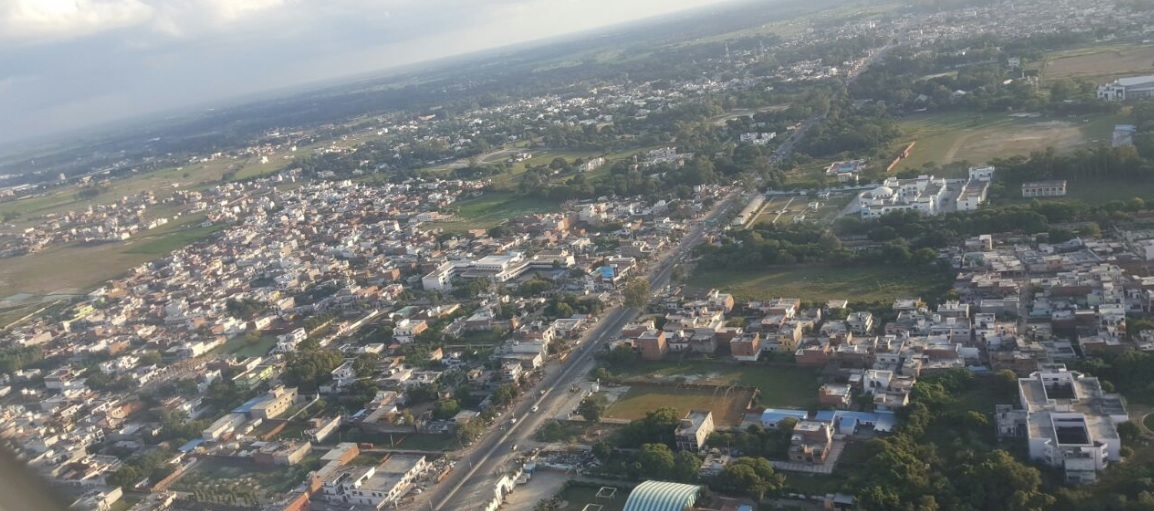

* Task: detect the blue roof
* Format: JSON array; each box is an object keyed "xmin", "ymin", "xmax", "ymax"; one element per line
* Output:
[
  {"xmin": 598, "ymin": 266, "xmax": 616, "ymax": 278},
  {"xmin": 233, "ymin": 395, "xmax": 265, "ymax": 414},
  {"xmin": 623, "ymin": 481, "xmax": 701, "ymax": 511},
  {"xmin": 179, "ymin": 438, "xmax": 205, "ymax": 453},
  {"xmin": 760, "ymin": 409, "xmax": 808, "ymax": 424},
  {"xmin": 812, "ymin": 410, "xmax": 898, "ymax": 432}
]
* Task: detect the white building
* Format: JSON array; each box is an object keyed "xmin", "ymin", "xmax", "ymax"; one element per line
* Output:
[
  {"xmin": 996, "ymin": 365, "xmax": 1128, "ymax": 484},
  {"xmin": 1097, "ymin": 75, "xmax": 1154, "ymax": 101},
  {"xmin": 421, "ymin": 262, "xmax": 455, "ymax": 292},
  {"xmin": 858, "ymin": 175, "xmax": 948, "ymax": 218}
]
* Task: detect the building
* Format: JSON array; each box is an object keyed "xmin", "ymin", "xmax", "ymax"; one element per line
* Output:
[
  {"xmin": 819, "ymin": 384, "xmax": 852, "ymax": 409},
  {"xmin": 249, "ymin": 386, "xmax": 298, "ymax": 420},
  {"xmin": 789, "ymin": 420, "xmax": 833, "ymax": 464},
  {"xmin": 826, "ymin": 160, "xmax": 867, "ymax": 183},
  {"xmin": 393, "ymin": 319, "xmax": 428, "ymax": 344},
  {"xmin": 622, "ymin": 481, "xmax": 702, "ymax": 511},
  {"xmin": 730, "ymin": 334, "xmax": 761, "ymax": 362},
  {"xmin": 1022, "ymin": 181, "xmax": 1067, "ymax": 198},
  {"xmin": 421, "ymin": 263, "xmax": 455, "ymax": 291},
  {"xmin": 858, "ymin": 175, "xmax": 948, "ymax": 218},
  {"xmin": 1113, "ymin": 124, "xmax": 1138, "ymax": 147},
  {"xmin": 674, "ymin": 410, "xmax": 715, "ymax": 452},
  {"xmin": 996, "ymin": 365, "xmax": 1128, "ymax": 484},
  {"xmin": 636, "ymin": 329, "xmax": 668, "ymax": 361},
  {"xmin": 321, "ymin": 455, "xmax": 427, "ymax": 509},
  {"xmin": 1097, "ymin": 75, "xmax": 1154, "ymax": 101}
]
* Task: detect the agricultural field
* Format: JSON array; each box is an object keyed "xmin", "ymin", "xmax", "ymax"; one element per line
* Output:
[
  {"xmin": 434, "ymin": 192, "xmax": 560, "ymax": 233},
  {"xmin": 1041, "ymin": 44, "xmax": 1154, "ymax": 82},
  {"xmin": 891, "ymin": 111, "xmax": 1123, "ymax": 172},
  {"xmin": 604, "ymin": 385, "xmax": 756, "ymax": 426},
  {"xmin": 0, "ymin": 216, "xmax": 223, "ymax": 301},
  {"xmin": 687, "ymin": 265, "xmax": 951, "ymax": 304},
  {"xmin": 609, "ymin": 361, "xmax": 822, "ymax": 410}
]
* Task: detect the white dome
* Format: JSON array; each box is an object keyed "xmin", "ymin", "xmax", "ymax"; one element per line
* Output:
[{"xmin": 870, "ymin": 186, "xmax": 894, "ymax": 198}]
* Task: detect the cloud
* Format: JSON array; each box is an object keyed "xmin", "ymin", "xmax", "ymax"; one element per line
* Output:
[{"xmin": 0, "ymin": 0, "xmax": 152, "ymax": 45}]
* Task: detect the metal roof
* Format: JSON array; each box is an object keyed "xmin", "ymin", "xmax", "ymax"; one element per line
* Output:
[{"xmin": 622, "ymin": 481, "xmax": 701, "ymax": 511}]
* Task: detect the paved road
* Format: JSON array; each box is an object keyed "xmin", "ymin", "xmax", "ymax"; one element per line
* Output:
[{"xmin": 424, "ymin": 191, "xmax": 741, "ymax": 511}]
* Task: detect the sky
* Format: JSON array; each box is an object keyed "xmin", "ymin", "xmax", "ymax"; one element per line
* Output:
[{"xmin": 0, "ymin": 0, "xmax": 737, "ymax": 146}]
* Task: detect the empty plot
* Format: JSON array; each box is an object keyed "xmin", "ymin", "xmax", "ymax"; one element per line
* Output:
[
  {"xmin": 894, "ymin": 113, "xmax": 1090, "ymax": 170},
  {"xmin": 1045, "ymin": 45, "xmax": 1154, "ymax": 81},
  {"xmin": 605, "ymin": 385, "xmax": 754, "ymax": 426}
]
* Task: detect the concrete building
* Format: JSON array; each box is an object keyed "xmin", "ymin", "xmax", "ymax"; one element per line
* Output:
[
  {"xmin": 250, "ymin": 386, "xmax": 298, "ymax": 420},
  {"xmin": 789, "ymin": 420, "xmax": 833, "ymax": 464},
  {"xmin": 1097, "ymin": 75, "xmax": 1154, "ymax": 101},
  {"xmin": 1022, "ymin": 181, "xmax": 1067, "ymax": 198},
  {"xmin": 636, "ymin": 329, "xmax": 668, "ymax": 361},
  {"xmin": 674, "ymin": 410, "xmax": 715, "ymax": 452},
  {"xmin": 996, "ymin": 365, "xmax": 1128, "ymax": 484}
]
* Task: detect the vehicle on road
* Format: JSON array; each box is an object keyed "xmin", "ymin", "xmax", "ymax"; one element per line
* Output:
[{"xmin": 531, "ymin": 405, "xmax": 539, "ymax": 413}]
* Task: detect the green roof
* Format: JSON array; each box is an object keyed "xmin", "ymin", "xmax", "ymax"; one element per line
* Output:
[{"xmin": 622, "ymin": 481, "xmax": 701, "ymax": 511}]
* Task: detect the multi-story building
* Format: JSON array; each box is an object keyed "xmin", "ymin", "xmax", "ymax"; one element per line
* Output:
[
  {"xmin": 789, "ymin": 420, "xmax": 833, "ymax": 464},
  {"xmin": 1097, "ymin": 75, "xmax": 1154, "ymax": 101},
  {"xmin": 674, "ymin": 410, "xmax": 715, "ymax": 452},
  {"xmin": 996, "ymin": 365, "xmax": 1128, "ymax": 484}
]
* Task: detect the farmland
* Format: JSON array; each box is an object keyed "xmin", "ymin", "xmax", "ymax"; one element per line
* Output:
[
  {"xmin": 890, "ymin": 111, "xmax": 1122, "ymax": 172},
  {"xmin": 0, "ymin": 216, "xmax": 223, "ymax": 301},
  {"xmin": 1041, "ymin": 44, "xmax": 1154, "ymax": 82},
  {"xmin": 687, "ymin": 265, "xmax": 952, "ymax": 304}
]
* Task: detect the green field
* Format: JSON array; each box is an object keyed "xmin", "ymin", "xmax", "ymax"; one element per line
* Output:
[
  {"xmin": 688, "ymin": 265, "xmax": 951, "ymax": 304},
  {"xmin": 169, "ymin": 458, "xmax": 308, "ymax": 498},
  {"xmin": 605, "ymin": 385, "xmax": 756, "ymax": 426},
  {"xmin": 892, "ymin": 111, "xmax": 1123, "ymax": 172},
  {"xmin": 1042, "ymin": 44, "xmax": 1154, "ymax": 83},
  {"xmin": 435, "ymin": 192, "xmax": 560, "ymax": 233},
  {"xmin": 125, "ymin": 224, "xmax": 223, "ymax": 255},
  {"xmin": 0, "ymin": 216, "xmax": 224, "ymax": 300},
  {"xmin": 559, "ymin": 484, "xmax": 628, "ymax": 511},
  {"xmin": 610, "ymin": 361, "xmax": 822, "ymax": 410},
  {"xmin": 995, "ymin": 179, "xmax": 1154, "ymax": 206}
]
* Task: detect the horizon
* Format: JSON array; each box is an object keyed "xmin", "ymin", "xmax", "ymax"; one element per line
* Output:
[{"xmin": 0, "ymin": 0, "xmax": 740, "ymax": 148}]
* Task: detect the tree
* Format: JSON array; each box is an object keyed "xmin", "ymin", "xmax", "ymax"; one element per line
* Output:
[
  {"xmin": 623, "ymin": 277, "xmax": 650, "ymax": 309},
  {"xmin": 577, "ymin": 395, "xmax": 607, "ymax": 422},
  {"xmin": 492, "ymin": 383, "xmax": 519, "ymax": 407},
  {"xmin": 638, "ymin": 443, "xmax": 676, "ymax": 479},
  {"xmin": 673, "ymin": 451, "xmax": 703, "ymax": 483},
  {"xmin": 433, "ymin": 399, "xmax": 461, "ymax": 420},
  {"xmin": 282, "ymin": 346, "xmax": 343, "ymax": 392},
  {"xmin": 712, "ymin": 457, "xmax": 783, "ymax": 500},
  {"xmin": 352, "ymin": 353, "xmax": 380, "ymax": 378}
]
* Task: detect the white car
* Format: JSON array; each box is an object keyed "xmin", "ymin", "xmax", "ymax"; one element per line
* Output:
[{"xmin": 531, "ymin": 405, "xmax": 539, "ymax": 413}]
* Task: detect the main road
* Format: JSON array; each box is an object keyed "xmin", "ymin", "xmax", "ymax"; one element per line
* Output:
[{"xmin": 421, "ymin": 190, "xmax": 742, "ymax": 511}]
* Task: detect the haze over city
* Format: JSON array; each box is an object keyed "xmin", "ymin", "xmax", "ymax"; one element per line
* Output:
[{"xmin": 0, "ymin": 0, "xmax": 734, "ymax": 145}]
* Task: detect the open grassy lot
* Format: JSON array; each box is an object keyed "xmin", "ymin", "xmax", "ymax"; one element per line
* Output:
[
  {"xmin": 0, "ymin": 217, "xmax": 223, "ymax": 300},
  {"xmin": 610, "ymin": 361, "xmax": 822, "ymax": 410},
  {"xmin": 558, "ymin": 484, "xmax": 628, "ymax": 511},
  {"xmin": 435, "ymin": 192, "xmax": 560, "ymax": 233},
  {"xmin": 995, "ymin": 179, "xmax": 1154, "ymax": 206},
  {"xmin": 605, "ymin": 385, "xmax": 755, "ymax": 426},
  {"xmin": 687, "ymin": 265, "xmax": 951, "ymax": 304},
  {"xmin": 168, "ymin": 458, "xmax": 309, "ymax": 500},
  {"xmin": 892, "ymin": 111, "xmax": 1121, "ymax": 171},
  {"xmin": 1043, "ymin": 44, "xmax": 1154, "ymax": 82}
]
